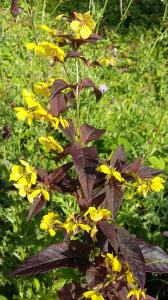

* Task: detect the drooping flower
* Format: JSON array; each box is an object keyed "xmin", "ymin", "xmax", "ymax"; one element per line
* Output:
[
  {"xmin": 26, "ymin": 41, "xmax": 65, "ymax": 61},
  {"xmin": 39, "ymin": 136, "xmax": 63, "ymax": 153},
  {"xmin": 136, "ymin": 176, "xmax": 165, "ymax": 197},
  {"xmin": 104, "ymin": 253, "xmax": 122, "ymax": 272},
  {"xmin": 84, "ymin": 207, "xmax": 111, "ymax": 222},
  {"xmin": 96, "ymin": 164, "xmax": 125, "ymax": 182},
  {"xmin": 40, "ymin": 212, "xmax": 61, "ymax": 236},
  {"xmin": 70, "ymin": 12, "xmax": 95, "ymax": 39},
  {"xmin": 40, "ymin": 24, "xmax": 56, "ymax": 35},
  {"xmin": 83, "ymin": 290, "xmax": 104, "ymax": 300},
  {"xmin": 127, "ymin": 288, "xmax": 146, "ymax": 300}
]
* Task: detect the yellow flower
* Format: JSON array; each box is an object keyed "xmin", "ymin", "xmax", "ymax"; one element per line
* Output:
[
  {"xmin": 20, "ymin": 160, "xmax": 37, "ymax": 185},
  {"xmin": 136, "ymin": 176, "xmax": 165, "ymax": 197},
  {"xmin": 126, "ymin": 270, "xmax": 135, "ymax": 287},
  {"xmin": 99, "ymin": 57, "xmax": 116, "ymax": 67},
  {"xmin": 151, "ymin": 176, "xmax": 165, "ymax": 192},
  {"xmin": 40, "ymin": 212, "xmax": 61, "ymax": 236},
  {"xmin": 9, "ymin": 165, "xmax": 24, "ymax": 182},
  {"xmin": 27, "ymin": 187, "xmax": 49, "ymax": 203},
  {"xmin": 70, "ymin": 12, "xmax": 95, "ymax": 39},
  {"xmin": 83, "ymin": 290, "xmax": 104, "ymax": 300},
  {"xmin": 61, "ymin": 214, "xmax": 91, "ymax": 234},
  {"xmin": 39, "ymin": 136, "xmax": 63, "ymax": 153},
  {"xmin": 96, "ymin": 165, "xmax": 125, "ymax": 182},
  {"xmin": 34, "ymin": 78, "xmax": 55, "ymax": 97},
  {"xmin": 84, "ymin": 207, "xmax": 111, "ymax": 222},
  {"xmin": 26, "ymin": 41, "xmax": 65, "ymax": 61},
  {"xmin": 14, "ymin": 177, "xmax": 31, "ymax": 198},
  {"xmin": 40, "ymin": 24, "xmax": 56, "ymax": 35},
  {"xmin": 22, "ymin": 89, "xmax": 41, "ymax": 109},
  {"xmin": 104, "ymin": 253, "xmax": 122, "ymax": 272},
  {"xmin": 127, "ymin": 289, "xmax": 146, "ymax": 300}
]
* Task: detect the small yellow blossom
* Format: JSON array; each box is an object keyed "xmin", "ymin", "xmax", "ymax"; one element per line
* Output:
[
  {"xmin": 39, "ymin": 136, "xmax": 63, "ymax": 153},
  {"xmin": 55, "ymin": 14, "xmax": 66, "ymax": 21},
  {"xmin": 127, "ymin": 288, "xmax": 146, "ymax": 300},
  {"xmin": 96, "ymin": 165, "xmax": 125, "ymax": 182},
  {"xmin": 40, "ymin": 212, "xmax": 61, "ymax": 236},
  {"xmin": 83, "ymin": 290, "xmax": 104, "ymax": 300},
  {"xmin": 14, "ymin": 177, "xmax": 31, "ymax": 198},
  {"xmin": 70, "ymin": 12, "xmax": 95, "ymax": 39},
  {"xmin": 27, "ymin": 187, "xmax": 50, "ymax": 203},
  {"xmin": 34, "ymin": 78, "xmax": 55, "ymax": 97},
  {"xmin": 61, "ymin": 214, "xmax": 91, "ymax": 234},
  {"xmin": 126, "ymin": 270, "xmax": 135, "ymax": 287},
  {"xmin": 136, "ymin": 176, "xmax": 165, "ymax": 197},
  {"xmin": 26, "ymin": 41, "xmax": 65, "ymax": 61},
  {"xmin": 84, "ymin": 207, "xmax": 111, "ymax": 222},
  {"xmin": 99, "ymin": 57, "xmax": 116, "ymax": 67},
  {"xmin": 40, "ymin": 24, "xmax": 56, "ymax": 35},
  {"xmin": 104, "ymin": 253, "xmax": 122, "ymax": 272}
]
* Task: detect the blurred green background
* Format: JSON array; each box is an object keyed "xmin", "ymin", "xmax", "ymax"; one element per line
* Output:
[{"xmin": 0, "ymin": 0, "xmax": 168, "ymax": 299}]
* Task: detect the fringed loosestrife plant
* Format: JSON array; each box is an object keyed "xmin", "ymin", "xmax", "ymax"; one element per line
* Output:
[{"xmin": 9, "ymin": 11, "xmax": 167, "ymax": 300}]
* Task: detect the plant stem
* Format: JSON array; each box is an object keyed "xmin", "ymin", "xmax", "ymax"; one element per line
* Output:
[
  {"xmin": 115, "ymin": 0, "xmax": 134, "ymax": 32},
  {"xmin": 75, "ymin": 58, "xmax": 80, "ymax": 129},
  {"xmin": 41, "ymin": 0, "xmax": 46, "ymax": 24},
  {"xmin": 50, "ymin": 0, "xmax": 63, "ymax": 17},
  {"xmin": 96, "ymin": 0, "xmax": 109, "ymax": 34}
]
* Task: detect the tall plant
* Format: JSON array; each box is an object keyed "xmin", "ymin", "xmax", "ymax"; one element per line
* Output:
[{"xmin": 9, "ymin": 11, "xmax": 168, "ymax": 300}]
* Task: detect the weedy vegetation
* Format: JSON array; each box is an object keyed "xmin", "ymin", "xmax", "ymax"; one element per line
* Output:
[{"xmin": 1, "ymin": 1, "xmax": 168, "ymax": 299}]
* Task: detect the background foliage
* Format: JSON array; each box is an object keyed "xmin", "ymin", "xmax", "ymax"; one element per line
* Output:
[{"xmin": 0, "ymin": 0, "xmax": 168, "ymax": 299}]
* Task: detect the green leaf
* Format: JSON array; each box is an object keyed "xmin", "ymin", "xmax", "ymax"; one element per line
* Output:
[
  {"xmin": 0, "ymin": 296, "xmax": 8, "ymax": 300},
  {"xmin": 148, "ymin": 156, "xmax": 165, "ymax": 170}
]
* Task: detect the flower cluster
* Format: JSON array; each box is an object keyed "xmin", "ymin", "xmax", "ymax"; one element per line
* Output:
[
  {"xmin": 14, "ymin": 89, "xmax": 68, "ymax": 129},
  {"xmin": 70, "ymin": 11, "xmax": 95, "ymax": 39},
  {"xmin": 26, "ymin": 41, "xmax": 65, "ymax": 61},
  {"xmin": 96, "ymin": 164, "xmax": 125, "ymax": 182},
  {"xmin": 136, "ymin": 176, "xmax": 165, "ymax": 197},
  {"xmin": 9, "ymin": 160, "xmax": 49, "ymax": 202}
]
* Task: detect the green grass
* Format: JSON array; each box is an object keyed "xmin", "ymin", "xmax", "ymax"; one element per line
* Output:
[{"xmin": 0, "ymin": 0, "xmax": 168, "ymax": 299}]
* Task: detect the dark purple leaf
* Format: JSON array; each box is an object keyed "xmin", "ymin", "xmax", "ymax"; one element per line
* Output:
[
  {"xmin": 55, "ymin": 144, "xmax": 72, "ymax": 162},
  {"xmin": 45, "ymin": 162, "xmax": 73, "ymax": 185},
  {"xmin": 79, "ymin": 78, "xmax": 102, "ymax": 102},
  {"xmin": 10, "ymin": 240, "xmax": 90, "ymax": 276},
  {"xmin": 10, "ymin": 0, "xmax": 22, "ymax": 17},
  {"xmin": 50, "ymin": 79, "xmax": 75, "ymax": 100},
  {"xmin": 99, "ymin": 221, "xmax": 119, "ymax": 253},
  {"xmin": 60, "ymin": 120, "xmax": 76, "ymax": 142},
  {"xmin": 137, "ymin": 239, "xmax": 168, "ymax": 273},
  {"xmin": 117, "ymin": 227, "xmax": 146, "ymax": 289},
  {"xmin": 80, "ymin": 123, "xmax": 105, "ymax": 145},
  {"xmin": 122, "ymin": 157, "xmax": 142, "ymax": 174},
  {"xmin": 110, "ymin": 145, "xmax": 126, "ymax": 169},
  {"xmin": 86, "ymin": 264, "xmax": 107, "ymax": 288},
  {"xmin": 137, "ymin": 166, "xmax": 163, "ymax": 179},
  {"xmin": 27, "ymin": 194, "xmax": 46, "ymax": 220},
  {"xmin": 65, "ymin": 51, "xmax": 87, "ymax": 63},
  {"xmin": 71, "ymin": 143, "xmax": 98, "ymax": 204},
  {"xmin": 2, "ymin": 125, "xmax": 11, "ymax": 139},
  {"xmin": 50, "ymin": 93, "xmax": 66, "ymax": 116},
  {"xmin": 58, "ymin": 282, "xmax": 84, "ymax": 300},
  {"xmin": 37, "ymin": 168, "xmax": 48, "ymax": 181},
  {"xmin": 101, "ymin": 181, "xmax": 123, "ymax": 218},
  {"xmin": 57, "ymin": 176, "xmax": 77, "ymax": 194}
]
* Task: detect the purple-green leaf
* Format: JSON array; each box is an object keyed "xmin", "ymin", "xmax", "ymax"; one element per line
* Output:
[{"xmin": 27, "ymin": 194, "xmax": 46, "ymax": 220}]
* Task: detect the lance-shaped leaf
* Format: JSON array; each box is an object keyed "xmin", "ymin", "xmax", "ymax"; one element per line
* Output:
[
  {"xmin": 45, "ymin": 162, "xmax": 73, "ymax": 185},
  {"xmin": 137, "ymin": 239, "xmax": 168, "ymax": 273},
  {"xmin": 50, "ymin": 93, "xmax": 66, "ymax": 116},
  {"xmin": 71, "ymin": 143, "xmax": 98, "ymax": 203},
  {"xmin": 50, "ymin": 79, "xmax": 75, "ymax": 100},
  {"xmin": 78, "ymin": 78, "xmax": 102, "ymax": 102},
  {"xmin": 117, "ymin": 227, "xmax": 146, "ymax": 289},
  {"xmin": 65, "ymin": 51, "xmax": 87, "ymax": 63},
  {"xmin": 101, "ymin": 181, "xmax": 123, "ymax": 218},
  {"xmin": 137, "ymin": 166, "xmax": 163, "ymax": 179},
  {"xmin": 10, "ymin": 240, "xmax": 90, "ymax": 276},
  {"xmin": 99, "ymin": 221, "xmax": 118, "ymax": 253},
  {"xmin": 80, "ymin": 123, "xmax": 105, "ymax": 145},
  {"xmin": 27, "ymin": 194, "xmax": 46, "ymax": 220},
  {"xmin": 60, "ymin": 120, "xmax": 76, "ymax": 142},
  {"xmin": 110, "ymin": 145, "xmax": 126, "ymax": 169},
  {"xmin": 122, "ymin": 157, "xmax": 142, "ymax": 174}
]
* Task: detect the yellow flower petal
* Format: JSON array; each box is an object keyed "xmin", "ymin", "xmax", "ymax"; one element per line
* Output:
[{"xmin": 80, "ymin": 24, "xmax": 92, "ymax": 39}]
